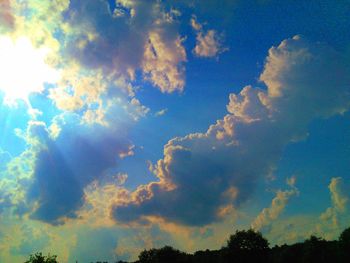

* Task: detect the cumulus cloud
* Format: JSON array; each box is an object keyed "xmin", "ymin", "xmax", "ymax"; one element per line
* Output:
[
  {"xmin": 191, "ymin": 16, "xmax": 226, "ymax": 58},
  {"xmin": 0, "ymin": 0, "xmax": 189, "ymax": 225},
  {"xmin": 2, "ymin": 0, "xmax": 185, "ymax": 124},
  {"xmin": 65, "ymin": 0, "xmax": 187, "ymax": 93},
  {"xmin": 251, "ymin": 177, "xmax": 299, "ymax": 232},
  {"xmin": 24, "ymin": 0, "xmax": 185, "ymax": 128},
  {"xmin": 142, "ymin": 30, "xmax": 186, "ymax": 93},
  {"xmin": 48, "ymin": 66, "xmax": 151, "ymax": 125},
  {"xmin": 111, "ymin": 36, "xmax": 350, "ymax": 226},
  {"xmin": 49, "ymin": 68, "xmax": 107, "ymax": 113}
]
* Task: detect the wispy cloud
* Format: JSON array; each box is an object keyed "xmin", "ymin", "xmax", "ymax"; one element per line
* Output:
[
  {"xmin": 251, "ymin": 177, "xmax": 299, "ymax": 232},
  {"xmin": 155, "ymin": 108, "xmax": 168, "ymax": 117}
]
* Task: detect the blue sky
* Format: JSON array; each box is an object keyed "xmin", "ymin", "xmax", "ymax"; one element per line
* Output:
[{"xmin": 0, "ymin": 0, "xmax": 350, "ymax": 262}]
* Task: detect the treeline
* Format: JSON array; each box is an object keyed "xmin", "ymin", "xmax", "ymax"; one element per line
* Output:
[{"xmin": 25, "ymin": 226, "xmax": 350, "ymax": 263}]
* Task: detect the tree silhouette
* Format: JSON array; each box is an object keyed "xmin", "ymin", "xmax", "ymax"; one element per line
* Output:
[
  {"xmin": 302, "ymin": 235, "xmax": 339, "ymax": 263},
  {"xmin": 192, "ymin": 249, "xmax": 222, "ymax": 263},
  {"xmin": 224, "ymin": 229, "xmax": 269, "ymax": 263},
  {"xmin": 24, "ymin": 252, "xmax": 58, "ymax": 263},
  {"xmin": 339, "ymin": 227, "xmax": 350, "ymax": 262},
  {"xmin": 137, "ymin": 246, "xmax": 188, "ymax": 263},
  {"xmin": 270, "ymin": 243, "xmax": 304, "ymax": 263},
  {"xmin": 339, "ymin": 227, "xmax": 350, "ymax": 244}
]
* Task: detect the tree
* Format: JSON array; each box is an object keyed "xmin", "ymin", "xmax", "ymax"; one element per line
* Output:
[
  {"xmin": 224, "ymin": 229, "xmax": 269, "ymax": 263},
  {"xmin": 339, "ymin": 227, "xmax": 350, "ymax": 262},
  {"xmin": 339, "ymin": 227, "xmax": 350, "ymax": 246},
  {"xmin": 192, "ymin": 249, "xmax": 222, "ymax": 263},
  {"xmin": 24, "ymin": 252, "xmax": 58, "ymax": 263},
  {"xmin": 270, "ymin": 243, "xmax": 304, "ymax": 263},
  {"xmin": 137, "ymin": 246, "xmax": 188, "ymax": 263},
  {"xmin": 302, "ymin": 235, "xmax": 339, "ymax": 263}
]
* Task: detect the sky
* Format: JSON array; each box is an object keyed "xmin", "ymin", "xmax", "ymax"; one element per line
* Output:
[{"xmin": 0, "ymin": 0, "xmax": 350, "ymax": 262}]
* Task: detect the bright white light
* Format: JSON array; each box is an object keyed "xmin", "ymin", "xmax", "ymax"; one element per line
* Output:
[{"xmin": 0, "ymin": 36, "xmax": 60, "ymax": 104}]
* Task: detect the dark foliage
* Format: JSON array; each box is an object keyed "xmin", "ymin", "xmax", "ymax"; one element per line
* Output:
[
  {"xmin": 24, "ymin": 252, "xmax": 58, "ymax": 263},
  {"xmin": 224, "ymin": 229, "xmax": 269, "ymax": 263},
  {"xmin": 25, "ymin": 227, "xmax": 350, "ymax": 263},
  {"xmin": 137, "ymin": 245, "xmax": 189, "ymax": 263}
]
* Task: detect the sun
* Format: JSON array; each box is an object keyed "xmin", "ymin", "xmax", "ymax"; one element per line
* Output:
[{"xmin": 0, "ymin": 36, "xmax": 60, "ymax": 105}]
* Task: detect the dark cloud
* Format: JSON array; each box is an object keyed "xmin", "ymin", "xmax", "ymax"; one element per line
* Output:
[
  {"xmin": 26, "ymin": 117, "xmax": 132, "ymax": 224},
  {"xmin": 111, "ymin": 36, "xmax": 350, "ymax": 226}
]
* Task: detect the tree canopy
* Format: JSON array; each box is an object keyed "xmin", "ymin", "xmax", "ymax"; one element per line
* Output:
[{"xmin": 24, "ymin": 252, "xmax": 58, "ymax": 263}]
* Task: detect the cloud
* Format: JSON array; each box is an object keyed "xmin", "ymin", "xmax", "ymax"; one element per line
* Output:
[
  {"xmin": 116, "ymin": 173, "xmax": 128, "ymax": 186},
  {"xmin": 64, "ymin": 0, "xmax": 187, "ymax": 93},
  {"xmin": 36, "ymin": 0, "xmax": 185, "ymax": 127},
  {"xmin": 320, "ymin": 177, "xmax": 349, "ymax": 229},
  {"xmin": 0, "ymin": 148, "xmax": 33, "ymax": 215},
  {"xmin": 111, "ymin": 36, "xmax": 350, "ymax": 226},
  {"xmin": 48, "ymin": 66, "xmax": 150, "ymax": 125},
  {"xmin": 264, "ymin": 178, "xmax": 350, "ymax": 244},
  {"xmin": 191, "ymin": 16, "xmax": 227, "ymax": 58},
  {"xmin": 129, "ymin": 98, "xmax": 150, "ymax": 121},
  {"xmin": 0, "ymin": 0, "xmax": 14, "ymax": 30},
  {"xmin": 155, "ymin": 108, "xmax": 168, "ymax": 117},
  {"xmin": 2, "ymin": 0, "xmax": 184, "ymax": 124},
  {"xmin": 21, "ymin": 115, "xmax": 133, "ymax": 224},
  {"xmin": 0, "ymin": 148, "xmax": 11, "ymax": 169},
  {"xmin": 329, "ymin": 177, "xmax": 349, "ymax": 212},
  {"xmin": 142, "ymin": 29, "xmax": 186, "ymax": 93},
  {"xmin": 8, "ymin": 0, "xmax": 70, "ymax": 50},
  {"xmin": 49, "ymin": 68, "xmax": 107, "ymax": 113},
  {"xmin": 251, "ymin": 177, "xmax": 299, "ymax": 232}
]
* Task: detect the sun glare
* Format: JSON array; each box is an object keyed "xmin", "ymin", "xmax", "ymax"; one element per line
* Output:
[{"xmin": 0, "ymin": 36, "xmax": 60, "ymax": 105}]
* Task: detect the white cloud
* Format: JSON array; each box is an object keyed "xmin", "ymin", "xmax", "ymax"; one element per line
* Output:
[{"xmin": 155, "ymin": 108, "xmax": 168, "ymax": 117}]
